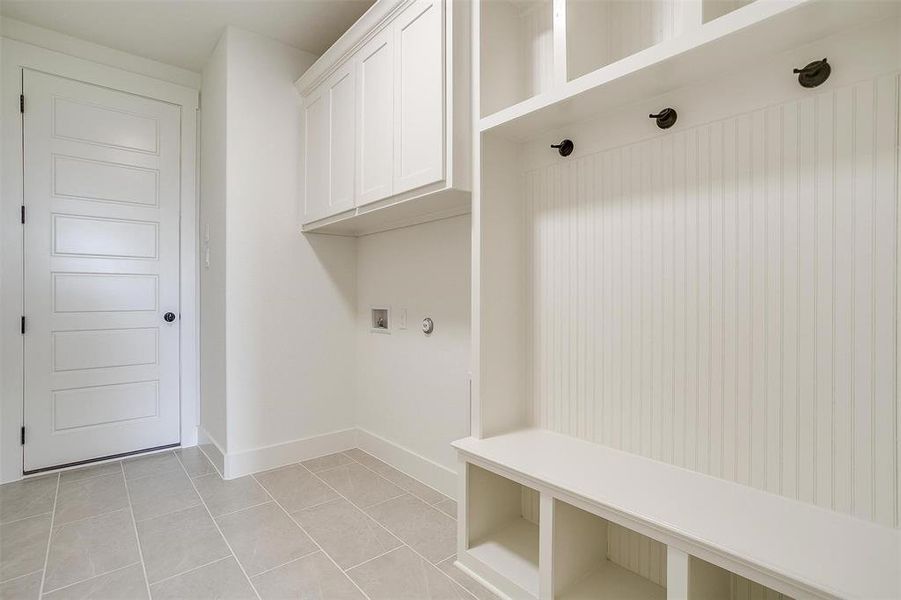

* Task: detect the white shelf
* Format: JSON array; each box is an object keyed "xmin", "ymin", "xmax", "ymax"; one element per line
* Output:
[
  {"xmin": 478, "ymin": 0, "xmax": 897, "ymax": 141},
  {"xmin": 557, "ymin": 560, "xmax": 665, "ymax": 600},
  {"xmin": 468, "ymin": 517, "xmax": 540, "ymax": 599},
  {"xmin": 453, "ymin": 429, "xmax": 900, "ymax": 600}
]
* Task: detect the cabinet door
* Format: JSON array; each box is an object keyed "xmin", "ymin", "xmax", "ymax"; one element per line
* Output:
[
  {"xmin": 328, "ymin": 64, "xmax": 356, "ymax": 213},
  {"xmin": 303, "ymin": 87, "xmax": 330, "ymax": 222},
  {"xmin": 393, "ymin": 0, "xmax": 444, "ymax": 194},
  {"xmin": 356, "ymin": 26, "xmax": 395, "ymax": 206}
]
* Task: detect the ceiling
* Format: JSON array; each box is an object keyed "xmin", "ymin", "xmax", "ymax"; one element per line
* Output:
[{"xmin": 0, "ymin": 0, "xmax": 375, "ymax": 72}]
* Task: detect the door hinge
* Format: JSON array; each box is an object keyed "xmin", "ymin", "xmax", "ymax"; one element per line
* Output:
[
  {"xmin": 20, "ymin": 205, "xmax": 25, "ymax": 224},
  {"xmin": 20, "ymin": 426, "xmax": 25, "ymax": 445},
  {"xmin": 20, "ymin": 316, "xmax": 25, "ymax": 335},
  {"xmin": 19, "ymin": 94, "xmax": 24, "ymax": 114}
]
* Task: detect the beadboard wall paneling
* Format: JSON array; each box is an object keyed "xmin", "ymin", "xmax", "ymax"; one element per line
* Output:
[
  {"xmin": 525, "ymin": 74, "xmax": 900, "ymax": 528},
  {"xmin": 521, "ymin": 486, "xmax": 540, "ymax": 524},
  {"xmin": 607, "ymin": 524, "xmax": 667, "ymax": 587}
]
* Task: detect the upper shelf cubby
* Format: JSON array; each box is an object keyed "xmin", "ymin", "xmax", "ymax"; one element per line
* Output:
[
  {"xmin": 479, "ymin": 0, "xmax": 898, "ymax": 140},
  {"xmin": 565, "ymin": 0, "xmax": 689, "ymax": 81},
  {"xmin": 479, "ymin": 0, "xmax": 555, "ymax": 117}
]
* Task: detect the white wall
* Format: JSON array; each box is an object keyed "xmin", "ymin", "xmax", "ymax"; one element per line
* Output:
[
  {"xmin": 355, "ymin": 215, "xmax": 471, "ymax": 474},
  {"xmin": 199, "ymin": 32, "xmax": 228, "ymax": 449},
  {"xmin": 223, "ymin": 27, "xmax": 357, "ymax": 456},
  {"xmin": 199, "ymin": 27, "xmax": 358, "ymax": 470}
]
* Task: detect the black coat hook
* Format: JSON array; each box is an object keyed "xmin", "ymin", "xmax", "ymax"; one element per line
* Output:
[
  {"xmin": 793, "ymin": 58, "xmax": 830, "ymax": 88},
  {"xmin": 550, "ymin": 139, "xmax": 574, "ymax": 157},
  {"xmin": 649, "ymin": 108, "xmax": 677, "ymax": 129}
]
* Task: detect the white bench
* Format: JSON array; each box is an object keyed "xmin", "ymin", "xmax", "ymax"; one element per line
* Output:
[{"xmin": 453, "ymin": 429, "xmax": 900, "ymax": 600}]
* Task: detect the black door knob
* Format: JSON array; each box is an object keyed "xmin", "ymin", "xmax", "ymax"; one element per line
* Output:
[{"xmin": 164, "ymin": 312, "xmax": 177, "ymax": 323}]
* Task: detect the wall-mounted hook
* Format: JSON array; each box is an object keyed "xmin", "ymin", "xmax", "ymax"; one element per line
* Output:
[
  {"xmin": 793, "ymin": 58, "xmax": 830, "ymax": 88},
  {"xmin": 550, "ymin": 139, "xmax": 574, "ymax": 157},
  {"xmin": 649, "ymin": 108, "xmax": 677, "ymax": 129}
]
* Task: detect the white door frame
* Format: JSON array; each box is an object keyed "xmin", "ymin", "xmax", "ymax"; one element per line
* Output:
[{"xmin": 0, "ymin": 38, "xmax": 199, "ymax": 483}]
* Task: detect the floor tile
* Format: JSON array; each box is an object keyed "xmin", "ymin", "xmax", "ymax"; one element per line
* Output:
[
  {"xmin": 434, "ymin": 498, "xmax": 457, "ymax": 519},
  {"xmin": 54, "ymin": 473, "xmax": 128, "ymax": 526},
  {"xmin": 300, "ymin": 453, "xmax": 354, "ymax": 473},
  {"xmin": 198, "ymin": 445, "xmax": 224, "ymax": 476},
  {"xmin": 44, "ymin": 508, "xmax": 139, "ymax": 593},
  {"xmin": 252, "ymin": 552, "xmax": 364, "ymax": 600},
  {"xmin": 347, "ymin": 452, "xmax": 445, "ymax": 504},
  {"xmin": 149, "ymin": 557, "xmax": 255, "ymax": 600},
  {"xmin": 315, "ymin": 463, "xmax": 403, "ymax": 509},
  {"xmin": 437, "ymin": 557, "xmax": 499, "ymax": 600},
  {"xmin": 0, "ymin": 476, "xmax": 57, "ymax": 525},
  {"xmin": 347, "ymin": 547, "xmax": 468, "ymax": 600},
  {"xmin": 0, "ymin": 514, "xmax": 50, "ymax": 582},
  {"xmin": 365, "ymin": 494, "xmax": 456, "ymax": 563},
  {"xmin": 127, "ymin": 469, "xmax": 200, "ymax": 522},
  {"xmin": 174, "ymin": 448, "xmax": 214, "ymax": 479},
  {"xmin": 123, "ymin": 453, "xmax": 181, "ymax": 481},
  {"xmin": 137, "ymin": 505, "xmax": 230, "ymax": 584},
  {"xmin": 291, "ymin": 498, "xmax": 401, "ymax": 569},
  {"xmin": 43, "ymin": 563, "xmax": 148, "ymax": 600},
  {"xmin": 58, "ymin": 462, "xmax": 121, "ymax": 485},
  {"xmin": 192, "ymin": 475, "xmax": 268, "ymax": 518},
  {"xmin": 254, "ymin": 465, "xmax": 337, "ymax": 513},
  {"xmin": 216, "ymin": 502, "xmax": 316, "ymax": 577},
  {"xmin": 0, "ymin": 571, "xmax": 41, "ymax": 600}
]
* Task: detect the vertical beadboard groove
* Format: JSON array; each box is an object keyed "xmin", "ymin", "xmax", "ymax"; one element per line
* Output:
[{"xmin": 525, "ymin": 75, "xmax": 900, "ymax": 529}]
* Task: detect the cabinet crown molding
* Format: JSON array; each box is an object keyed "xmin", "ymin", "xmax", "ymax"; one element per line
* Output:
[{"xmin": 294, "ymin": 0, "xmax": 415, "ymax": 96}]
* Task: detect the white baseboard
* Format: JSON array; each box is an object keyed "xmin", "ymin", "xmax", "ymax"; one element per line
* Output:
[
  {"xmin": 197, "ymin": 427, "xmax": 226, "ymax": 477},
  {"xmin": 223, "ymin": 428, "xmax": 357, "ymax": 479},
  {"xmin": 355, "ymin": 428, "xmax": 457, "ymax": 497}
]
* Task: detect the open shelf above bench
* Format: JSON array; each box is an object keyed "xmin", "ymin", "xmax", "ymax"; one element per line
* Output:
[
  {"xmin": 453, "ymin": 429, "xmax": 900, "ymax": 600},
  {"xmin": 479, "ymin": 0, "xmax": 897, "ymax": 141}
]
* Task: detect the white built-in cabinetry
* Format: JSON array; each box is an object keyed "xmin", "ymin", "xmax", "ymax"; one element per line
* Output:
[
  {"xmin": 459, "ymin": 0, "xmax": 901, "ymax": 598},
  {"xmin": 297, "ymin": 0, "xmax": 470, "ymax": 236}
]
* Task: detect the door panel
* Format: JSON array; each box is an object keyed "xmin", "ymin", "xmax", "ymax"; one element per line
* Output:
[
  {"xmin": 394, "ymin": 0, "xmax": 444, "ymax": 194},
  {"xmin": 356, "ymin": 27, "xmax": 394, "ymax": 206},
  {"xmin": 23, "ymin": 69, "xmax": 181, "ymax": 471}
]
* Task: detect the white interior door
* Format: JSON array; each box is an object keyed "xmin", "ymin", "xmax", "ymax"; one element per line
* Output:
[{"xmin": 22, "ymin": 69, "xmax": 182, "ymax": 472}]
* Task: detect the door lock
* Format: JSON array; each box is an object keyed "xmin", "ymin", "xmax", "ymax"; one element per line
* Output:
[{"xmin": 163, "ymin": 312, "xmax": 177, "ymax": 323}]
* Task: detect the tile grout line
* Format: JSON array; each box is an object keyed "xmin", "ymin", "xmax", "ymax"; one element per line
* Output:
[
  {"xmin": 247, "ymin": 547, "xmax": 321, "ymax": 579},
  {"xmin": 147, "ymin": 555, "xmax": 232, "ymax": 588},
  {"xmin": 40, "ymin": 562, "xmax": 142, "ymax": 597},
  {"xmin": 0, "ymin": 511, "xmax": 52, "ymax": 528},
  {"xmin": 172, "ymin": 451, "xmax": 262, "ymax": 600},
  {"xmin": 249, "ymin": 472, "xmax": 375, "ymax": 600},
  {"xmin": 340, "ymin": 450, "xmax": 452, "ymax": 506},
  {"xmin": 36, "ymin": 473, "xmax": 60, "ymax": 599},
  {"xmin": 297, "ymin": 461, "xmax": 479, "ymax": 600},
  {"xmin": 0, "ymin": 569, "xmax": 43, "ymax": 587},
  {"xmin": 340, "ymin": 545, "xmax": 403, "ymax": 573},
  {"xmin": 120, "ymin": 461, "xmax": 153, "ymax": 600},
  {"xmin": 209, "ymin": 499, "xmax": 273, "ymax": 520}
]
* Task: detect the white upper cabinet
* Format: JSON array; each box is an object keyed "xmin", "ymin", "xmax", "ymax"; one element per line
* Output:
[
  {"xmin": 303, "ymin": 63, "xmax": 356, "ymax": 221},
  {"xmin": 302, "ymin": 88, "xmax": 329, "ymax": 220},
  {"xmin": 296, "ymin": 0, "xmax": 470, "ymax": 235},
  {"xmin": 393, "ymin": 0, "xmax": 444, "ymax": 194},
  {"xmin": 356, "ymin": 26, "xmax": 395, "ymax": 206}
]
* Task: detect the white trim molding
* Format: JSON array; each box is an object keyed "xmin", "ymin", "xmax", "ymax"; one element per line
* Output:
[{"xmin": 356, "ymin": 427, "xmax": 457, "ymax": 497}]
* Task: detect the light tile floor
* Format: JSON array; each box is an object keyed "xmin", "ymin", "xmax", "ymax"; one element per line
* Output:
[{"xmin": 0, "ymin": 448, "xmax": 497, "ymax": 600}]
